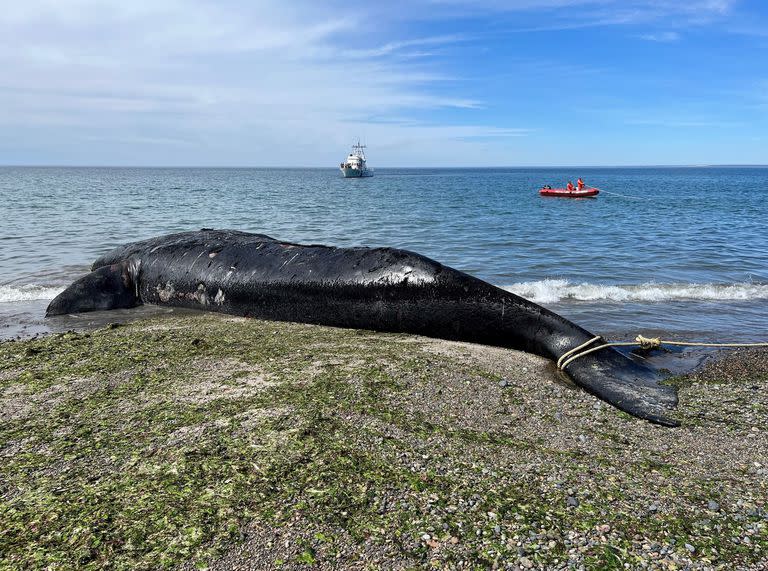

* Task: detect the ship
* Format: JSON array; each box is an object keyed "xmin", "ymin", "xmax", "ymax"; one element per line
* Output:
[{"xmin": 339, "ymin": 141, "xmax": 374, "ymax": 178}]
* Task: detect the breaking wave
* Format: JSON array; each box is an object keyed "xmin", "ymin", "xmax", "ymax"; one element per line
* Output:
[
  {"xmin": 2, "ymin": 280, "xmax": 767, "ymax": 306},
  {"xmin": 0, "ymin": 284, "xmax": 65, "ymax": 303},
  {"xmin": 503, "ymin": 280, "xmax": 768, "ymax": 304}
]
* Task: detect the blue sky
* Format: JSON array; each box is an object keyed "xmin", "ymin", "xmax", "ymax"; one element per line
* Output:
[{"xmin": 2, "ymin": 0, "xmax": 767, "ymax": 166}]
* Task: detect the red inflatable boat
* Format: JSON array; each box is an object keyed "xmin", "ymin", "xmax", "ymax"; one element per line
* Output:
[{"xmin": 539, "ymin": 186, "xmax": 599, "ymax": 197}]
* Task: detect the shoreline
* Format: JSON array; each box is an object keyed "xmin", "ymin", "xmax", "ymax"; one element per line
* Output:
[
  {"xmin": 1, "ymin": 314, "xmax": 766, "ymax": 569},
  {"xmin": 2, "ymin": 299, "xmax": 761, "ymax": 380}
]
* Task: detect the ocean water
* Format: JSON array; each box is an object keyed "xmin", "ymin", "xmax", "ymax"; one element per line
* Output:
[{"xmin": 1, "ymin": 166, "xmax": 767, "ymax": 365}]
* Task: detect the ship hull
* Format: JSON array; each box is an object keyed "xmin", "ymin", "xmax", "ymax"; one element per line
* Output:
[{"xmin": 340, "ymin": 166, "xmax": 373, "ymax": 178}]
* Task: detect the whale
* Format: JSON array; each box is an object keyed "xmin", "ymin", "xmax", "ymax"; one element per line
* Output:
[{"xmin": 47, "ymin": 229, "xmax": 679, "ymax": 426}]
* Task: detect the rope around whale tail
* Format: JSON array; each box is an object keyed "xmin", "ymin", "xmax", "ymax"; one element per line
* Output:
[{"xmin": 557, "ymin": 335, "xmax": 768, "ymax": 371}]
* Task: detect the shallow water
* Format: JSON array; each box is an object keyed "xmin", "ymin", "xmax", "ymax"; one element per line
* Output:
[{"xmin": 1, "ymin": 166, "xmax": 766, "ymax": 355}]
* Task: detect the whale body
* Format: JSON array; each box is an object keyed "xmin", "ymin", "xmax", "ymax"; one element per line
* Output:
[{"xmin": 47, "ymin": 229, "xmax": 679, "ymax": 426}]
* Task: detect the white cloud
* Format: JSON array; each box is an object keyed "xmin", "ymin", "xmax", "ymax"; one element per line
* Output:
[
  {"xmin": 424, "ymin": 0, "xmax": 738, "ymax": 30},
  {"xmin": 639, "ymin": 31, "xmax": 680, "ymax": 42},
  {"xmin": 0, "ymin": 0, "xmax": 751, "ymax": 166},
  {"xmin": 0, "ymin": 0, "xmax": 523, "ymax": 165},
  {"xmin": 345, "ymin": 35, "xmax": 465, "ymax": 58},
  {"xmin": 428, "ymin": 0, "xmax": 736, "ymax": 16}
]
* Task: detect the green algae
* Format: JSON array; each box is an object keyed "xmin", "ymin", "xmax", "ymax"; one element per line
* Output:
[{"xmin": 0, "ymin": 315, "xmax": 766, "ymax": 570}]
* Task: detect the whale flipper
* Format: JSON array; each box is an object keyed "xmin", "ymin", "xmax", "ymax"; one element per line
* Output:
[{"xmin": 46, "ymin": 261, "xmax": 140, "ymax": 316}]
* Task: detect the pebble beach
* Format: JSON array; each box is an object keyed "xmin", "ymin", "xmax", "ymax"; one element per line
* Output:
[{"xmin": 1, "ymin": 314, "xmax": 765, "ymax": 569}]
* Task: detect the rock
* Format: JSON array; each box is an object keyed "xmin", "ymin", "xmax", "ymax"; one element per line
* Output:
[
  {"xmin": 685, "ymin": 543, "xmax": 695, "ymax": 553},
  {"xmin": 567, "ymin": 496, "xmax": 579, "ymax": 508},
  {"xmin": 708, "ymin": 500, "xmax": 720, "ymax": 512}
]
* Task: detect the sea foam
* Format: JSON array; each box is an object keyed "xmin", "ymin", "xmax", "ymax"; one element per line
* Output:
[
  {"xmin": 503, "ymin": 280, "xmax": 768, "ymax": 304},
  {"xmin": 0, "ymin": 285, "xmax": 65, "ymax": 304},
  {"xmin": 2, "ymin": 280, "xmax": 766, "ymax": 306}
]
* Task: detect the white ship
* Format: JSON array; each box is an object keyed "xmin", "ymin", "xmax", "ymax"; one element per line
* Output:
[{"xmin": 339, "ymin": 141, "xmax": 374, "ymax": 178}]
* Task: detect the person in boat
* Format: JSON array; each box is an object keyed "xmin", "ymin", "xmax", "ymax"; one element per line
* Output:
[
  {"xmin": 543, "ymin": 184, "xmax": 552, "ymax": 189},
  {"xmin": 577, "ymin": 177, "xmax": 585, "ymax": 190},
  {"xmin": 566, "ymin": 181, "xmax": 575, "ymax": 192}
]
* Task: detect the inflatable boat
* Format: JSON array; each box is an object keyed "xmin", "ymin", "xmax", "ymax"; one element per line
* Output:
[{"xmin": 540, "ymin": 186, "xmax": 599, "ymax": 197}]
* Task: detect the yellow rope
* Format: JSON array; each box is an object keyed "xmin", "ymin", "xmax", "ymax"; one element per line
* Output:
[
  {"xmin": 557, "ymin": 334, "xmax": 768, "ymax": 371},
  {"xmin": 556, "ymin": 336, "xmax": 602, "ymax": 369}
]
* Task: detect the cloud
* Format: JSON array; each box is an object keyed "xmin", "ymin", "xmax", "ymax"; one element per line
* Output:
[
  {"xmin": 0, "ymin": 0, "xmax": 528, "ymax": 165},
  {"xmin": 0, "ymin": 0, "xmax": 754, "ymax": 166},
  {"xmin": 638, "ymin": 31, "xmax": 680, "ymax": 42},
  {"xmin": 424, "ymin": 0, "xmax": 738, "ymax": 31},
  {"xmin": 427, "ymin": 0, "xmax": 736, "ymax": 16},
  {"xmin": 345, "ymin": 35, "xmax": 465, "ymax": 58}
]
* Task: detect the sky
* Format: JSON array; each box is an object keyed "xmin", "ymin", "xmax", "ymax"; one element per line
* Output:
[{"xmin": 2, "ymin": 0, "xmax": 767, "ymax": 166}]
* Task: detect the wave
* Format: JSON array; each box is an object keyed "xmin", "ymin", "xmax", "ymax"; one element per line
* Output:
[
  {"xmin": 0, "ymin": 284, "xmax": 65, "ymax": 304},
  {"xmin": 2, "ymin": 280, "xmax": 767, "ymax": 306},
  {"xmin": 502, "ymin": 280, "xmax": 768, "ymax": 304}
]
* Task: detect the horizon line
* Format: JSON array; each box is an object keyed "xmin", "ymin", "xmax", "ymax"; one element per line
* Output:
[{"xmin": 2, "ymin": 164, "xmax": 767, "ymax": 169}]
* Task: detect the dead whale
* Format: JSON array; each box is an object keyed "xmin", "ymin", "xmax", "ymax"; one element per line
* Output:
[{"xmin": 47, "ymin": 229, "xmax": 679, "ymax": 426}]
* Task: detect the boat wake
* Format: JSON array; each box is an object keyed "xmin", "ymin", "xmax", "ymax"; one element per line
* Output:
[{"xmin": 503, "ymin": 280, "xmax": 768, "ymax": 304}]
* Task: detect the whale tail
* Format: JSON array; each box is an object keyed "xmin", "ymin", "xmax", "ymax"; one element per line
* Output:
[
  {"xmin": 46, "ymin": 261, "xmax": 140, "ymax": 316},
  {"xmin": 560, "ymin": 349, "xmax": 679, "ymax": 427}
]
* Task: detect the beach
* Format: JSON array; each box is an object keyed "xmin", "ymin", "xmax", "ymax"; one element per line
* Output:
[{"xmin": 1, "ymin": 314, "xmax": 766, "ymax": 570}]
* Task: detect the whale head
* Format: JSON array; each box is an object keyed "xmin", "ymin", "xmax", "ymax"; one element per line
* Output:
[{"xmin": 46, "ymin": 259, "xmax": 141, "ymax": 316}]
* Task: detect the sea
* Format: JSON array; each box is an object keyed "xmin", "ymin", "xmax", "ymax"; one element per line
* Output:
[{"xmin": 1, "ymin": 166, "xmax": 766, "ymax": 371}]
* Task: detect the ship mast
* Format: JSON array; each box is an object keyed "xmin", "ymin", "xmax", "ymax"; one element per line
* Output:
[{"xmin": 352, "ymin": 140, "xmax": 366, "ymax": 160}]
